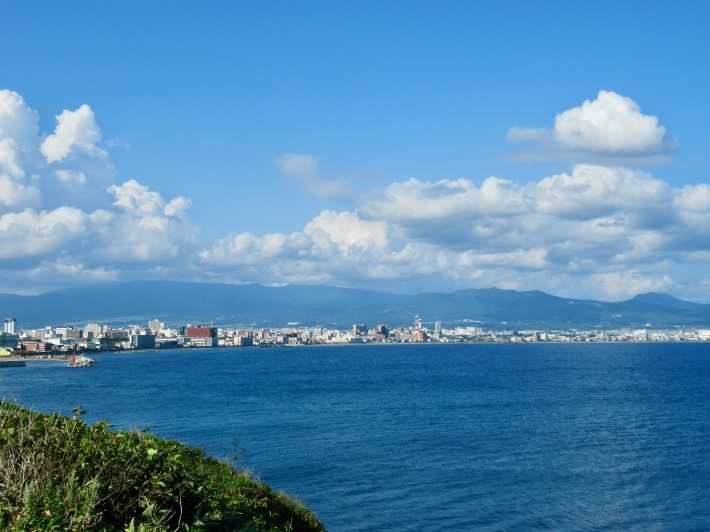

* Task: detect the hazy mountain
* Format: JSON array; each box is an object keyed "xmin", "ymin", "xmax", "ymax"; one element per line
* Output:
[{"xmin": 1, "ymin": 281, "xmax": 709, "ymax": 330}]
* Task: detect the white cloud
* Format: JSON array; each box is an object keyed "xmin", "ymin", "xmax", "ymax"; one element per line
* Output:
[
  {"xmin": 109, "ymin": 179, "xmax": 166, "ymax": 216},
  {"xmin": 0, "ymin": 90, "xmax": 39, "ymax": 147},
  {"xmin": 555, "ymin": 91, "xmax": 671, "ymax": 154},
  {"xmin": 164, "ymin": 196, "xmax": 191, "ymax": 219},
  {"xmin": 40, "ymin": 104, "xmax": 102, "ymax": 163},
  {"xmin": 508, "ymin": 91, "xmax": 675, "ymax": 162},
  {"xmin": 0, "ymin": 175, "xmax": 41, "ymax": 211},
  {"xmin": 0, "ymin": 207, "xmax": 89, "ymax": 258},
  {"xmin": 94, "ymin": 212, "xmax": 195, "ymax": 262},
  {"xmin": 0, "ymin": 138, "xmax": 25, "ymax": 177},
  {"xmin": 99, "ymin": 180, "xmax": 197, "ymax": 261},
  {"xmin": 528, "ymin": 165, "xmax": 669, "ymax": 220},
  {"xmin": 0, "ymin": 90, "xmax": 198, "ymax": 287},
  {"xmin": 673, "ymin": 183, "xmax": 710, "ymax": 228},
  {"xmin": 0, "ymin": 91, "xmax": 118, "ymax": 213},
  {"xmin": 304, "ymin": 210, "xmax": 389, "ymax": 255},
  {"xmin": 108, "ymin": 179, "xmax": 190, "ymax": 222},
  {"xmin": 361, "ymin": 176, "xmax": 529, "ymax": 224}
]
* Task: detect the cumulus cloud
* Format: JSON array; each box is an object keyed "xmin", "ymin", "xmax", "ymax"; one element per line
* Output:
[
  {"xmin": 305, "ymin": 210, "xmax": 389, "ymax": 255},
  {"xmin": 0, "ymin": 90, "xmax": 197, "ymax": 291},
  {"xmin": 110, "ymin": 179, "xmax": 166, "ymax": 216},
  {"xmin": 529, "ymin": 165, "xmax": 669, "ymax": 220},
  {"xmin": 0, "ymin": 175, "xmax": 41, "ymax": 211},
  {"xmin": 94, "ymin": 180, "xmax": 196, "ymax": 261},
  {"xmin": 673, "ymin": 183, "xmax": 710, "ymax": 228},
  {"xmin": 362, "ymin": 176, "xmax": 529, "ymax": 226},
  {"xmin": 0, "ymin": 90, "xmax": 39, "ymax": 147},
  {"xmin": 508, "ymin": 91, "xmax": 675, "ymax": 162},
  {"xmin": 275, "ymin": 153, "xmax": 353, "ymax": 202},
  {"xmin": 555, "ymin": 91, "xmax": 671, "ymax": 154},
  {"xmin": 164, "ymin": 196, "xmax": 192, "ymax": 219},
  {"xmin": 41, "ymin": 104, "xmax": 102, "ymax": 163},
  {"xmin": 0, "ymin": 207, "xmax": 90, "ymax": 259},
  {"xmin": 0, "ymin": 138, "xmax": 25, "ymax": 177}
]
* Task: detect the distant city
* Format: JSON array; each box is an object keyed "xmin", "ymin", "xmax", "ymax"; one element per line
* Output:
[{"xmin": 1, "ymin": 314, "xmax": 710, "ymax": 358}]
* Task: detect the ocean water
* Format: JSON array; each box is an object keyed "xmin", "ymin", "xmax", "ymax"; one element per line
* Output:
[{"xmin": 1, "ymin": 342, "xmax": 709, "ymax": 530}]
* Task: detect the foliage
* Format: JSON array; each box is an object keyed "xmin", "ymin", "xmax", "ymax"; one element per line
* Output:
[{"xmin": 0, "ymin": 402, "xmax": 324, "ymax": 531}]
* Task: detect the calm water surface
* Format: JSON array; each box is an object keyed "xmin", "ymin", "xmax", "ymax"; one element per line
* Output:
[{"xmin": 2, "ymin": 343, "xmax": 709, "ymax": 530}]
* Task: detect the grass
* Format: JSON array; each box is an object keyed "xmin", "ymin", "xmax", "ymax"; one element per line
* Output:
[{"xmin": 0, "ymin": 402, "xmax": 324, "ymax": 531}]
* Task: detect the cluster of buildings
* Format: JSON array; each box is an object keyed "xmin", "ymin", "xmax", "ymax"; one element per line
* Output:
[
  {"xmin": 5, "ymin": 321, "xmax": 241, "ymax": 354},
  {"xmin": 2, "ymin": 313, "xmax": 710, "ymax": 356}
]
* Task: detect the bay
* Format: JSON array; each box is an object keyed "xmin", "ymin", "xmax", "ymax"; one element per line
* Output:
[{"xmin": 1, "ymin": 342, "xmax": 709, "ymax": 530}]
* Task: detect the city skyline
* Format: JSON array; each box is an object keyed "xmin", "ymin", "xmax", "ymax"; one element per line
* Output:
[{"xmin": 1, "ymin": 3, "xmax": 710, "ymax": 302}]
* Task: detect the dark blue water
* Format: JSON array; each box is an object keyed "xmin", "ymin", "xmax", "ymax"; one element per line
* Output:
[{"xmin": 2, "ymin": 343, "xmax": 709, "ymax": 530}]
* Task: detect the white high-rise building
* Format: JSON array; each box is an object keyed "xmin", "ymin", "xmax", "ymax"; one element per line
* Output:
[
  {"xmin": 85, "ymin": 323, "xmax": 103, "ymax": 337},
  {"xmin": 149, "ymin": 319, "xmax": 163, "ymax": 334},
  {"xmin": 4, "ymin": 318, "xmax": 16, "ymax": 334}
]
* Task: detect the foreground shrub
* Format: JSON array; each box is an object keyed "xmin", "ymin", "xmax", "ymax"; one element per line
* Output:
[{"xmin": 0, "ymin": 402, "xmax": 324, "ymax": 531}]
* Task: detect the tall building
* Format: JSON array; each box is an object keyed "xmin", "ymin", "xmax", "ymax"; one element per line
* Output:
[
  {"xmin": 185, "ymin": 325, "xmax": 218, "ymax": 338},
  {"xmin": 185, "ymin": 325, "xmax": 218, "ymax": 347},
  {"xmin": 4, "ymin": 318, "xmax": 16, "ymax": 334},
  {"xmin": 376, "ymin": 325, "xmax": 389, "ymax": 339},
  {"xmin": 352, "ymin": 324, "xmax": 367, "ymax": 336},
  {"xmin": 85, "ymin": 323, "xmax": 103, "ymax": 338},
  {"xmin": 148, "ymin": 320, "xmax": 163, "ymax": 335},
  {"xmin": 131, "ymin": 333, "xmax": 156, "ymax": 350}
]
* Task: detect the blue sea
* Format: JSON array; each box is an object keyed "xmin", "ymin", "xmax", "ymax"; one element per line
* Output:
[{"xmin": 2, "ymin": 343, "xmax": 709, "ymax": 530}]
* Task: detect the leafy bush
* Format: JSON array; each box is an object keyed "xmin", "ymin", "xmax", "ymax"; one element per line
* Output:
[{"xmin": 0, "ymin": 402, "xmax": 324, "ymax": 531}]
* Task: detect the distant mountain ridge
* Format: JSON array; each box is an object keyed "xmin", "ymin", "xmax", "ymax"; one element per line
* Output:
[{"xmin": 1, "ymin": 281, "xmax": 709, "ymax": 330}]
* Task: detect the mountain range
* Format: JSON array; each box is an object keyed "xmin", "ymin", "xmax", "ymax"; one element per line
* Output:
[
  {"xmin": 1, "ymin": 281, "xmax": 709, "ymax": 330},
  {"xmin": 0, "ymin": 281, "xmax": 710, "ymax": 330}
]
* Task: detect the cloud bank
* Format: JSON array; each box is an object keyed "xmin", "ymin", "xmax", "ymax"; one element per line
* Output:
[
  {"xmin": 2, "ymin": 89, "xmax": 709, "ymax": 302},
  {"xmin": 200, "ymin": 164, "xmax": 710, "ymax": 301}
]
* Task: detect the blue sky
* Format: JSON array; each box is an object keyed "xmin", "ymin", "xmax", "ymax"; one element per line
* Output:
[{"xmin": 1, "ymin": 2, "xmax": 710, "ymax": 301}]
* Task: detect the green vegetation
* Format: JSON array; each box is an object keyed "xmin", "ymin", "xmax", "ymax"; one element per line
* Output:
[{"xmin": 0, "ymin": 402, "xmax": 324, "ymax": 531}]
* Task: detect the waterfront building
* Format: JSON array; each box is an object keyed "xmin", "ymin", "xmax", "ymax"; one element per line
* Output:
[
  {"xmin": 66, "ymin": 328, "xmax": 83, "ymax": 340},
  {"xmin": 185, "ymin": 325, "xmax": 218, "ymax": 338},
  {"xmin": 234, "ymin": 336, "xmax": 254, "ymax": 347},
  {"xmin": 185, "ymin": 325, "xmax": 218, "ymax": 347},
  {"xmin": 131, "ymin": 333, "xmax": 156, "ymax": 350},
  {"xmin": 0, "ymin": 332, "xmax": 19, "ymax": 349},
  {"xmin": 4, "ymin": 318, "xmax": 16, "ymax": 334},
  {"xmin": 412, "ymin": 330, "xmax": 428, "ymax": 342},
  {"xmin": 375, "ymin": 324, "xmax": 389, "ymax": 337},
  {"xmin": 85, "ymin": 323, "xmax": 103, "ymax": 338},
  {"xmin": 352, "ymin": 324, "xmax": 367, "ymax": 336}
]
